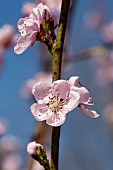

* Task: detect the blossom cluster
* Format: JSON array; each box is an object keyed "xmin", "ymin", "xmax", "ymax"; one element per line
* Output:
[
  {"xmin": 30, "ymin": 76, "xmax": 99, "ymax": 127},
  {"xmin": 14, "ymin": 3, "xmax": 57, "ymax": 54}
]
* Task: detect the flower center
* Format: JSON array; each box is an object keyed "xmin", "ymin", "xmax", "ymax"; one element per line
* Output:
[
  {"xmin": 19, "ymin": 25, "xmax": 26, "ymax": 36},
  {"xmin": 49, "ymin": 99, "xmax": 63, "ymax": 112}
]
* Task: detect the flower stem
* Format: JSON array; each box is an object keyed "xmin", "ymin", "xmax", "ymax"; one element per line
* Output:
[{"xmin": 50, "ymin": 0, "xmax": 71, "ymax": 170}]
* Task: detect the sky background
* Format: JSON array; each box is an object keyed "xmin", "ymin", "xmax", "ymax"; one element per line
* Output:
[{"xmin": 0, "ymin": 0, "xmax": 113, "ymax": 169}]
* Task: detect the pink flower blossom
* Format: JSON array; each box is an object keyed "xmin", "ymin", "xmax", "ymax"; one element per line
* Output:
[
  {"xmin": 31, "ymin": 80, "xmax": 79, "ymax": 126},
  {"xmin": 30, "ymin": 76, "xmax": 98, "ymax": 126},
  {"xmin": 14, "ymin": 3, "xmax": 57, "ymax": 54}
]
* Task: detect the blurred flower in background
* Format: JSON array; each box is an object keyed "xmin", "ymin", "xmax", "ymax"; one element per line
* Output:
[
  {"xmin": 0, "ymin": 24, "xmax": 16, "ymax": 49},
  {"xmin": 83, "ymin": 9, "xmax": 103, "ymax": 30},
  {"xmin": 103, "ymin": 103, "xmax": 113, "ymax": 125},
  {"xmin": 0, "ymin": 118, "xmax": 7, "ymax": 136},
  {"xmin": 2, "ymin": 154, "xmax": 22, "ymax": 170},
  {"xmin": 21, "ymin": 72, "xmax": 52, "ymax": 98},
  {"xmin": 37, "ymin": 0, "xmax": 61, "ymax": 13},
  {"xmin": 22, "ymin": 2, "xmax": 37, "ymax": 17},
  {"xmin": 101, "ymin": 21, "xmax": 113, "ymax": 43},
  {"xmin": 92, "ymin": 51, "xmax": 113, "ymax": 86},
  {"xmin": 0, "ymin": 24, "xmax": 16, "ymax": 72},
  {"xmin": 0, "ymin": 118, "xmax": 23, "ymax": 170}
]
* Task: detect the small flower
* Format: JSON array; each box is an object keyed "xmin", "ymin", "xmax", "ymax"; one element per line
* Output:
[
  {"xmin": 27, "ymin": 141, "xmax": 43, "ymax": 160},
  {"xmin": 30, "ymin": 76, "xmax": 98, "ymax": 126},
  {"xmin": 30, "ymin": 79, "xmax": 80, "ymax": 126},
  {"xmin": 14, "ymin": 3, "xmax": 57, "ymax": 54},
  {"xmin": 27, "ymin": 141, "xmax": 50, "ymax": 169}
]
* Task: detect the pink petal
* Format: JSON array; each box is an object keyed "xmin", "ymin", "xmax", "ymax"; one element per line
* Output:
[
  {"xmin": 14, "ymin": 33, "xmax": 34, "ymax": 54},
  {"xmin": 17, "ymin": 36, "xmax": 31, "ymax": 47},
  {"xmin": 46, "ymin": 111, "xmax": 66, "ymax": 126},
  {"xmin": 53, "ymin": 80, "xmax": 70, "ymax": 99},
  {"xmin": 14, "ymin": 44, "xmax": 28, "ymax": 54},
  {"xmin": 25, "ymin": 18, "xmax": 36, "ymax": 27},
  {"xmin": 30, "ymin": 103, "xmax": 52, "ymax": 121},
  {"xmin": 37, "ymin": 3, "xmax": 50, "ymax": 17},
  {"xmin": 18, "ymin": 31, "xmax": 37, "ymax": 47},
  {"xmin": 32, "ymin": 82, "xmax": 51, "ymax": 100},
  {"xmin": 63, "ymin": 90, "xmax": 80, "ymax": 112},
  {"xmin": 18, "ymin": 17, "xmax": 39, "ymax": 33},
  {"xmin": 80, "ymin": 105, "xmax": 99, "ymax": 118},
  {"xmin": 27, "ymin": 141, "xmax": 42, "ymax": 155},
  {"xmin": 53, "ymin": 79, "xmax": 66, "ymax": 84},
  {"xmin": 32, "ymin": 5, "xmax": 43, "ymax": 22},
  {"xmin": 71, "ymin": 86, "xmax": 90, "ymax": 103},
  {"xmin": 25, "ymin": 20, "xmax": 39, "ymax": 32},
  {"xmin": 69, "ymin": 76, "xmax": 80, "ymax": 86},
  {"xmin": 17, "ymin": 18, "xmax": 25, "ymax": 29}
]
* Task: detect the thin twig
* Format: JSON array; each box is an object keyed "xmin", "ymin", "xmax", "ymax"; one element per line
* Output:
[{"xmin": 66, "ymin": 42, "xmax": 113, "ymax": 62}]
